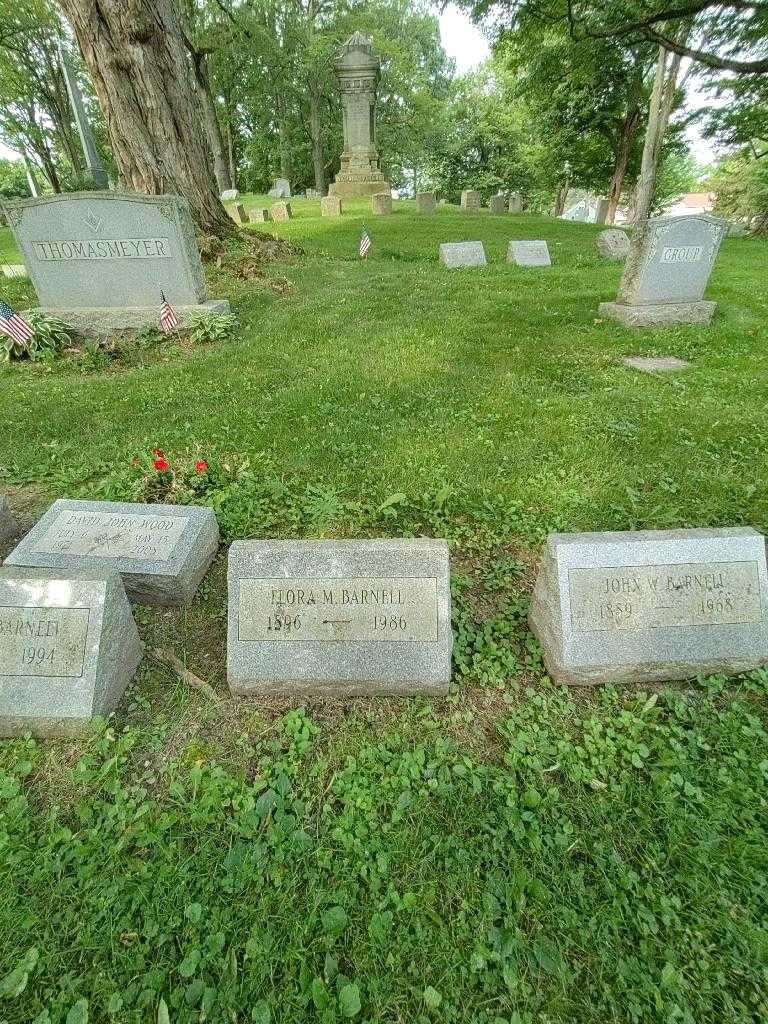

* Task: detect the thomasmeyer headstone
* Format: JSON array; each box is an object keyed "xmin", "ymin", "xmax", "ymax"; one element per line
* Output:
[
  {"xmin": 439, "ymin": 241, "xmax": 486, "ymax": 269},
  {"xmin": 0, "ymin": 495, "xmax": 17, "ymax": 545},
  {"xmin": 3, "ymin": 192, "xmax": 230, "ymax": 333},
  {"xmin": 227, "ymin": 539, "xmax": 452, "ymax": 697},
  {"xmin": 5, "ymin": 499, "xmax": 219, "ymax": 606},
  {"xmin": 508, "ymin": 240, "xmax": 551, "ymax": 267},
  {"xmin": 0, "ymin": 567, "xmax": 143, "ymax": 737},
  {"xmin": 460, "ymin": 190, "xmax": 481, "ymax": 212},
  {"xmin": 599, "ymin": 215, "xmax": 727, "ymax": 327},
  {"xmin": 597, "ymin": 228, "xmax": 630, "ymax": 261},
  {"xmin": 271, "ymin": 202, "xmax": 292, "ymax": 222},
  {"xmin": 529, "ymin": 528, "xmax": 768, "ymax": 686}
]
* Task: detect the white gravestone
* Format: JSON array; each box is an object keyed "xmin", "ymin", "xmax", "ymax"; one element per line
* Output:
[
  {"xmin": 5, "ymin": 499, "xmax": 219, "ymax": 606},
  {"xmin": 529, "ymin": 528, "xmax": 768, "ymax": 686},
  {"xmin": 599, "ymin": 215, "xmax": 727, "ymax": 327},
  {"xmin": 0, "ymin": 568, "xmax": 143, "ymax": 737},
  {"xmin": 268, "ymin": 178, "xmax": 291, "ymax": 199},
  {"xmin": 220, "ymin": 189, "xmax": 239, "ymax": 202},
  {"xmin": 3, "ymin": 192, "xmax": 230, "ymax": 333},
  {"xmin": 227, "ymin": 539, "xmax": 452, "ymax": 698},
  {"xmin": 508, "ymin": 240, "xmax": 551, "ymax": 267},
  {"xmin": 439, "ymin": 242, "xmax": 487, "ymax": 269}
]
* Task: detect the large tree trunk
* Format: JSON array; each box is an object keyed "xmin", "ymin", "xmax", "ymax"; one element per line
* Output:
[
  {"xmin": 633, "ymin": 44, "xmax": 684, "ymax": 228},
  {"xmin": 58, "ymin": 0, "xmax": 234, "ymax": 237},
  {"xmin": 190, "ymin": 50, "xmax": 232, "ymax": 194},
  {"xmin": 308, "ymin": 77, "xmax": 326, "ymax": 195},
  {"xmin": 553, "ymin": 184, "xmax": 569, "ymax": 217},
  {"xmin": 606, "ymin": 109, "xmax": 640, "ymax": 224},
  {"xmin": 276, "ymin": 93, "xmax": 292, "ymax": 181}
]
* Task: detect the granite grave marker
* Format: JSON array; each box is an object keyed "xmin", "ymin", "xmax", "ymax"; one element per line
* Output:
[
  {"xmin": 371, "ymin": 192, "xmax": 392, "ymax": 215},
  {"xmin": 508, "ymin": 240, "xmax": 551, "ymax": 267},
  {"xmin": 508, "ymin": 193, "xmax": 522, "ymax": 214},
  {"xmin": 416, "ymin": 193, "xmax": 436, "ymax": 214},
  {"xmin": 271, "ymin": 202, "xmax": 292, "ymax": 222},
  {"xmin": 460, "ymin": 190, "xmax": 481, "ymax": 212},
  {"xmin": 0, "ymin": 567, "xmax": 143, "ymax": 736},
  {"xmin": 251, "ymin": 208, "xmax": 271, "ymax": 223},
  {"xmin": 489, "ymin": 194, "xmax": 506, "ymax": 215},
  {"xmin": 5, "ymin": 499, "xmax": 219, "ymax": 606},
  {"xmin": 321, "ymin": 196, "xmax": 343, "ymax": 217},
  {"xmin": 529, "ymin": 528, "xmax": 768, "ymax": 686},
  {"xmin": 268, "ymin": 178, "xmax": 291, "ymax": 198},
  {"xmin": 597, "ymin": 228, "xmax": 630, "ymax": 261},
  {"xmin": 227, "ymin": 539, "xmax": 452, "ymax": 697},
  {"xmin": 439, "ymin": 241, "xmax": 487, "ymax": 269},
  {"xmin": 220, "ymin": 189, "xmax": 239, "ymax": 202},
  {"xmin": 599, "ymin": 214, "xmax": 727, "ymax": 326}
]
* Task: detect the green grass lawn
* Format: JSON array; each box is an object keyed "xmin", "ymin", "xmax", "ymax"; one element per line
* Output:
[{"xmin": 0, "ymin": 198, "xmax": 767, "ymax": 1023}]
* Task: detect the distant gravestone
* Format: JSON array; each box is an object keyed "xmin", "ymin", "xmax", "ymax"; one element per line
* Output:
[
  {"xmin": 460, "ymin": 190, "xmax": 481, "ymax": 212},
  {"xmin": 232, "ymin": 203, "xmax": 250, "ymax": 225},
  {"xmin": 220, "ymin": 189, "xmax": 239, "ymax": 202},
  {"xmin": 623, "ymin": 356, "xmax": 691, "ymax": 373},
  {"xmin": 595, "ymin": 198, "xmax": 610, "ymax": 225},
  {"xmin": 305, "ymin": 188, "xmax": 321, "ymax": 199},
  {"xmin": 439, "ymin": 241, "xmax": 487, "ymax": 269},
  {"xmin": 508, "ymin": 240, "xmax": 551, "ymax": 267},
  {"xmin": 529, "ymin": 528, "xmax": 768, "ymax": 686},
  {"xmin": 321, "ymin": 196, "xmax": 343, "ymax": 217},
  {"xmin": 599, "ymin": 215, "xmax": 727, "ymax": 327},
  {"xmin": 597, "ymin": 228, "xmax": 630, "ymax": 261},
  {"xmin": 251, "ymin": 208, "xmax": 271, "ymax": 223},
  {"xmin": 227, "ymin": 539, "xmax": 452, "ymax": 697},
  {"xmin": 416, "ymin": 193, "xmax": 436, "ymax": 214},
  {"xmin": 0, "ymin": 495, "xmax": 17, "ymax": 544},
  {"xmin": 271, "ymin": 202, "xmax": 292, "ymax": 222},
  {"xmin": 489, "ymin": 195, "xmax": 506, "ymax": 215},
  {"xmin": 508, "ymin": 193, "xmax": 522, "ymax": 214},
  {"xmin": 5, "ymin": 499, "xmax": 219, "ymax": 606},
  {"xmin": 0, "ymin": 567, "xmax": 143, "ymax": 737},
  {"xmin": 268, "ymin": 178, "xmax": 291, "ymax": 199},
  {"xmin": 371, "ymin": 192, "xmax": 392, "ymax": 215},
  {"xmin": 3, "ymin": 192, "xmax": 230, "ymax": 333}
]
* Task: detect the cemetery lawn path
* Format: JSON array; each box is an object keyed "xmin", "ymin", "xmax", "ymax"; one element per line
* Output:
[{"xmin": 0, "ymin": 199, "xmax": 767, "ymax": 1023}]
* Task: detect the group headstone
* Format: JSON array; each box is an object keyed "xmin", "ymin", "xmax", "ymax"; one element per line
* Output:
[
  {"xmin": 508, "ymin": 240, "xmax": 552, "ymax": 267},
  {"xmin": 460, "ymin": 190, "xmax": 481, "ymax": 212},
  {"xmin": 251, "ymin": 208, "xmax": 271, "ymax": 224},
  {"xmin": 598, "ymin": 215, "xmax": 727, "ymax": 327},
  {"xmin": 220, "ymin": 189, "xmax": 239, "ymax": 202},
  {"xmin": 0, "ymin": 495, "xmax": 17, "ymax": 544},
  {"xmin": 416, "ymin": 193, "xmax": 436, "ymax": 214},
  {"xmin": 321, "ymin": 196, "xmax": 343, "ymax": 217},
  {"xmin": 0, "ymin": 567, "xmax": 143, "ymax": 737},
  {"xmin": 489, "ymin": 194, "xmax": 507, "ymax": 215},
  {"xmin": 5, "ymin": 499, "xmax": 219, "ymax": 607},
  {"xmin": 227, "ymin": 539, "xmax": 452, "ymax": 697},
  {"xmin": 271, "ymin": 202, "xmax": 292, "ymax": 222},
  {"xmin": 597, "ymin": 228, "xmax": 630, "ymax": 261},
  {"xmin": 268, "ymin": 178, "xmax": 291, "ymax": 199},
  {"xmin": 371, "ymin": 192, "xmax": 392, "ymax": 215},
  {"xmin": 508, "ymin": 193, "xmax": 522, "ymax": 214},
  {"xmin": 328, "ymin": 34, "xmax": 391, "ymax": 199},
  {"xmin": 3, "ymin": 192, "xmax": 230, "ymax": 333},
  {"xmin": 439, "ymin": 241, "xmax": 487, "ymax": 269},
  {"xmin": 529, "ymin": 528, "xmax": 768, "ymax": 686}
]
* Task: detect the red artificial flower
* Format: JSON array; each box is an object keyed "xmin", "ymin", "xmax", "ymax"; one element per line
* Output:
[
  {"xmin": 195, "ymin": 459, "xmax": 209, "ymax": 473},
  {"xmin": 153, "ymin": 457, "xmax": 170, "ymax": 472},
  {"xmin": 152, "ymin": 448, "xmax": 165, "ymax": 458}
]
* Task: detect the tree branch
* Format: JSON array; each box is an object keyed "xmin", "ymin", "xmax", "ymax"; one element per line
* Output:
[{"xmin": 644, "ymin": 28, "xmax": 768, "ymax": 73}]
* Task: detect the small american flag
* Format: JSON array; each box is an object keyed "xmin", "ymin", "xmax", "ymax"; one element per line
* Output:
[
  {"xmin": 0, "ymin": 300, "xmax": 34, "ymax": 344},
  {"xmin": 359, "ymin": 225, "xmax": 371, "ymax": 259},
  {"xmin": 159, "ymin": 292, "xmax": 180, "ymax": 334}
]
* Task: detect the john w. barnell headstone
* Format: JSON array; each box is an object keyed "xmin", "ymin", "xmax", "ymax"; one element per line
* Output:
[
  {"xmin": 0, "ymin": 567, "xmax": 142, "ymax": 736},
  {"xmin": 227, "ymin": 539, "xmax": 452, "ymax": 697},
  {"xmin": 5, "ymin": 499, "xmax": 219, "ymax": 606},
  {"xmin": 529, "ymin": 528, "xmax": 768, "ymax": 686},
  {"xmin": 3, "ymin": 192, "xmax": 230, "ymax": 333}
]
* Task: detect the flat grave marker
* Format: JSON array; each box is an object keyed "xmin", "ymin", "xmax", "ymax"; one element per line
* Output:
[
  {"xmin": 623, "ymin": 356, "xmax": 691, "ymax": 373},
  {"xmin": 0, "ymin": 567, "xmax": 143, "ymax": 736},
  {"xmin": 529, "ymin": 527, "xmax": 768, "ymax": 686},
  {"xmin": 227, "ymin": 539, "xmax": 452, "ymax": 697},
  {"xmin": 5, "ymin": 499, "xmax": 219, "ymax": 606},
  {"xmin": 439, "ymin": 241, "xmax": 487, "ymax": 269},
  {"xmin": 599, "ymin": 214, "xmax": 727, "ymax": 326},
  {"xmin": 508, "ymin": 240, "xmax": 552, "ymax": 267}
]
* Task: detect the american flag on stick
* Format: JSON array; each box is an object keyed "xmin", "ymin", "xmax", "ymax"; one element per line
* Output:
[
  {"xmin": 159, "ymin": 292, "xmax": 180, "ymax": 335},
  {"xmin": 359, "ymin": 225, "xmax": 371, "ymax": 259},
  {"xmin": 0, "ymin": 300, "xmax": 34, "ymax": 345}
]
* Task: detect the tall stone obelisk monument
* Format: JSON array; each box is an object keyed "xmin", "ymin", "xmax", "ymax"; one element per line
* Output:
[{"xmin": 329, "ymin": 33, "xmax": 391, "ymax": 199}]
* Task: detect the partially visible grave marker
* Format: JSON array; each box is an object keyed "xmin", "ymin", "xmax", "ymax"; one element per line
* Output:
[
  {"xmin": 508, "ymin": 240, "xmax": 552, "ymax": 267},
  {"xmin": 439, "ymin": 241, "xmax": 487, "ymax": 269},
  {"xmin": 489, "ymin": 195, "xmax": 506, "ymax": 215},
  {"xmin": 271, "ymin": 202, "xmax": 292, "ymax": 222},
  {"xmin": 460, "ymin": 190, "xmax": 481, "ymax": 212},
  {"xmin": 321, "ymin": 196, "xmax": 343, "ymax": 217},
  {"xmin": 416, "ymin": 193, "xmax": 436, "ymax": 214},
  {"xmin": 597, "ymin": 228, "xmax": 630, "ymax": 261},
  {"xmin": 371, "ymin": 193, "xmax": 392, "ymax": 215},
  {"xmin": 622, "ymin": 356, "xmax": 691, "ymax": 373}
]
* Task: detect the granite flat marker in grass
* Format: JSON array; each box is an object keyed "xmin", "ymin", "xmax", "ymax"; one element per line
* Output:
[
  {"xmin": 227, "ymin": 539, "xmax": 452, "ymax": 698},
  {"xmin": 529, "ymin": 528, "xmax": 768, "ymax": 686},
  {"xmin": 439, "ymin": 242, "xmax": 486, "ymax": 269},
  {"xmin": 0, "ymin": 567, "xmax": 142, "ymax": 737},
  {"xmin": 5, "ymin": 499, "xmax": 219, "ymax": 606},
  {"xmin": 508, "ymin": 240, "xmax": 551, "ymax": 267},
  {"xmin": 623, "ymin": 356, "xmax": 691, "ymax": 373}
]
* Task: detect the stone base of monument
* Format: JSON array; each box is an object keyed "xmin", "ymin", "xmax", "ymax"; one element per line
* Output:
[
  {"xmin": 0, "ymin": 568, "xmax": 143, "ymax": 737},
  {"xmin": 23, "ymin": 299, "xmax": 231, "ymax": 336},
  {"xmin": 329, "ymin": 179, "xmax": 392, "ymax": 199},
  {"xmin": 529, "ymin": 528, "xmax": 768, "ymax": 687},
  {"xmin": 227, "ymin": 539, "xmax": 452, "ymax": 698},
  {"xmin": 599, "ymin": 300, "xmax": 716, "ymax": 327}
]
